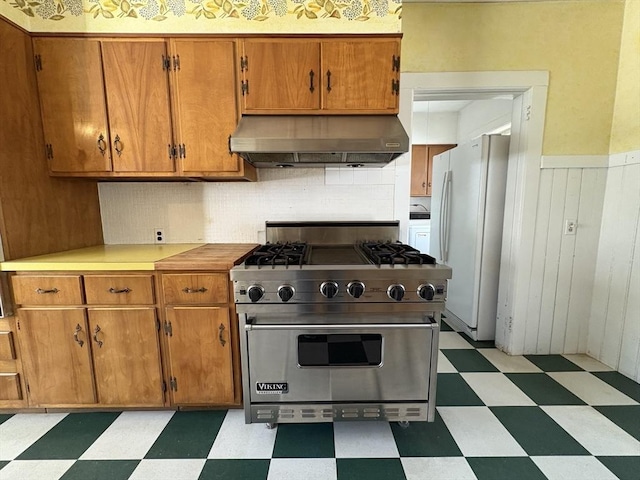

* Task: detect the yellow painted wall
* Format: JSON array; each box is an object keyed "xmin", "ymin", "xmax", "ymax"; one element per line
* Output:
[
  {"xmin": 401, "ymin": 1, "xmax": 626, "ymax": 156},
  {"xmin": 610, "ymin": 0, "xmax": 640, "ymax": 153}
]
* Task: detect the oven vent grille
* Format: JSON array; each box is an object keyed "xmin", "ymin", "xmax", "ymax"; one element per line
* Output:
[{"xmin": 250, "ymin": 403, "xmax": 428, "ymax": 423}]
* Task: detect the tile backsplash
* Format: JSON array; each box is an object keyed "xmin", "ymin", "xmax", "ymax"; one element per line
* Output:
[{"xmin": 99, "ymin": 166, "xmax": 398, "ymax": 244}]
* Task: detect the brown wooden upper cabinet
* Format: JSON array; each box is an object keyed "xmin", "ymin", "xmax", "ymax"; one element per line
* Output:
[
  {"xmin": 410, "ymin": 144, "xmax": 456, "ymax": 197},
  {"xmin": 239, "ymin": 36, "xmax": 401, "ymax": 114},
  {"xmin": 32, "ymin": 38, "xmax": 255, "ymax": 180}
]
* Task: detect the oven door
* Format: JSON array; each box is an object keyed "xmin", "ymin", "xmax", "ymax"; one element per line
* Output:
[{"xmin": 245, "ymin": 315, "xmax": 437, "ymax": 403}]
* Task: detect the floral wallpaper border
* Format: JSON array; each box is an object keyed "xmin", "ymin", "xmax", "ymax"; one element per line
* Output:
[{"xmin": 1, "ymin": 0, "xmax": 401, "ymax": 33}]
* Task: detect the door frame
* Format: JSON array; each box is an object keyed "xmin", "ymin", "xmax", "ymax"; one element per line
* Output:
[{"xmin": 397, "ymin": 71, "xmax": 549, "ymax": 354}]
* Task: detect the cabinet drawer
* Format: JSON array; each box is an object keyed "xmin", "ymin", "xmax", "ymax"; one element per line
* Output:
[
  {"xmin": 12, "ymin": 275, "xmax": 83, "ymax": 305},
  {"xmin": 0, "ymin": 373, "xmax": 22, "ymax": 400},
  {"xmin": 84, "ymin": 275, "xmax": 155, "ymax": 305},
  {"xmin": 162, "ymin": 274, "xmax": 228, "ymax": 305}
]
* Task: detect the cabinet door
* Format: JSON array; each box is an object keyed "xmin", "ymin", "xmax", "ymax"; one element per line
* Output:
[
  {"xmin": 102, "ymin": 41, "xmax": 175, "ymax": 173},
  {"xmin": 427, "ymin": 145, "xmax": 457, "ymax": 197},
  {"xmin": 165, "ymin": 307, "xmax": 234, "ymax": 405},
  {"xmin": 410, "ymin": 145, "xmax": 428, "ymax": 196},
  {"xmin": 88, "ymin": 308, "xmax": 164, "ymax": 406},
  {"xmin": 32, "ymin": 38, "xmax": 111, "ymax": 173},
  {"xmin": 242, "ymin": 40, "xmax": 320, "ymax": 111},
  {"xmin": 17, "ymin": 308, "xmax": 96, "ymax": 406},
  {"xmin": 171, "ymin": 40, "xmax": 241, "ymax": 175},
  {"xmin": 321, "ymin": 39, "xmax": 399, "ymax": 112}
]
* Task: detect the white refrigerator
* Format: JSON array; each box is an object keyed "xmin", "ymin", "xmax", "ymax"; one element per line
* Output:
[{"xmin": 430, "ymin": 135, "xmax": 510, "ymax": 341}]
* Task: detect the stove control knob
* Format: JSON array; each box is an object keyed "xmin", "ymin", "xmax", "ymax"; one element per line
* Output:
[
  {"xmin": 320, "ymin": 281, "xmax": 339, "ymax": 299},
  {"xmin": 347, "ymin": 281, "xmax": 365, "ymax": 298},
  {"xmin": 387, "ymin": 284, "xmax": 405, "ymax": 301},
  {"xmin": 418, "ymin": 284, "xmax": 436, "ymax": 301},
  {"xmin": 247, "ymin": 285, "xmax": 264, "ymax": 303},
  {"xmin": 277, "ymin": 285, "xmax": 295, "ymax": 302}
]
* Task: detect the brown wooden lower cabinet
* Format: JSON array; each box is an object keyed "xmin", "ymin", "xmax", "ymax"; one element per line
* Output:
[
  {"xmin": 88, "ymin": 308, "xmax": 164, "ymax": 406},
  {"xmin": 164, "ymin": 306, "xmax": 234, "ymax": 405},
  {"xmin": 17, "ymin": 308, "xmax": 96, "ymax": 406}
]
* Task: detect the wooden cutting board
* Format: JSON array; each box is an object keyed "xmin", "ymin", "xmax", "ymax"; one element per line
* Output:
[{"xmin": 154, "ymin": 244, "xmax": 259, "ymax": 271}]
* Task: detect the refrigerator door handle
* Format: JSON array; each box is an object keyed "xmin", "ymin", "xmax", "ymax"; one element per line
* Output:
[
  {"xmin": 443, "ymin": 171, "xmax": 452, "ymax": 263},
  {"xmin": 439, "ymin": 170, "xmax": 449, "ymax": 261}
]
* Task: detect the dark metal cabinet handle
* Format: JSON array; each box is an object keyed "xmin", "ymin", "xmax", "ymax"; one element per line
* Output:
[
  {"xmin": 36, "ymin": 288, "xmax": 59, "ymax": 294},
  {"xmin": 218, "ymin": 323, "xmax": 227, "ymax": 346},
  {"xmin": 113, "ymin": 135, "xmax": 123, "ymax": 156},
  {"xmin": 73, "ymin": 324, "xmax": 84, "ymax": 347},
  {"xmin": 109, "ymin": 287, "xmax": 131, "ymax": 294},
  {"xmin": 93, "ymin": 324, "xmax": 103, "ymax": 348},
  {"xmin": 97, "ymin": 134, "xmax": 107, "ymax": 156},
  {"xmin": 309, "ymin": 70, "xmax": 315, "ymax": 93},
  {"xmin": 182, "ymin": 287, "xmax": 208, "ymax": 294},
  {"xmin": 326, "ymin": 70, "xmax": 332, "ymax": 92}
]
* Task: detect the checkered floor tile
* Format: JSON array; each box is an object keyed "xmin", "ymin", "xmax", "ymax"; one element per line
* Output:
[{"xmin": 1, "ymin": 322, "xmax": 639, "ymax": 480}]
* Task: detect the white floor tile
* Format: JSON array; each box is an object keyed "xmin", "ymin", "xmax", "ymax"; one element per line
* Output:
[
  {"xmin": 0, "ymin": 460, "xmax": 74, "ymax": 480},
  {"xmin": 208, "ymin": 409, "xmax": 277, "ymax": 459},
  {"xmin": 460, "ymin": 373, "xmax": 536, "ymax": 406},
  {"xmin": 333, "ymin": 422, "xmax": 399, "ymax": 458},
  {"xmin": 542, "ymin": 406, "xmax": 640, "ymax": 455},
  {"xmin": 479, "ymin": 349, "xmax": 542, "ymax": 373},
  {"xmin": 401, "ymin": 457, "xmax": 478, "ymax": 480},
  {"xmin": 439, "ymin": 332, "xmax": 474, "ymax": 350},
  {"xmin": 562, "ymin": 354, "xmax": 614, "ymax": 372},
  {"xmin": 437, "ymin": 351, "xmax": 458, "ymax": 373},
  {"xmin": 128, "ymin": 459, "xmax": 206, "ymax": 480},
  {"xmin": 267, "ymin": 458, "xmax": 337, "ymax": 480},
  {"xmin": 547, "ymin": 372, "xmax": 637, "ymax": 405},
  {"xmin": 437, "ymin": 406, "xmax": 526, "ymax": 457},
  {"xmin": 0, "ymin": 413, "xmax": 67, "ymax": 460},
  {"xmin": 80, "ymin": 411, "xmax": 174, "ymax": 460},
  {"xmin": 531, "ymin": 456, "xmax": 619, "ymax": 480}
]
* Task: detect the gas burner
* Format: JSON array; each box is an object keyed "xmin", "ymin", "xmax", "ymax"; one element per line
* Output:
[
  {"xmin": 360, "ymin": 241, "xmax": 437, "ymax": 266},
  {"xmin": 244, "ymin": 242, "xmax": 308, "ymax": 268}
]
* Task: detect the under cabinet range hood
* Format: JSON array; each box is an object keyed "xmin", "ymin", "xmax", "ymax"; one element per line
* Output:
[{"xmin": 229, "ymin": 115, "xmax": 409, "ymax": 168}]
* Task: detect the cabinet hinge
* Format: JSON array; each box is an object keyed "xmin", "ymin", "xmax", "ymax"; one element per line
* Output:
[
  {"xmin": 392, "ymin": 55, "xmax": 400, "ymax": 72},
  {"xmin": 240, "ymin": 55, "xmax": 248, "ymax": 72},
  {"xmin": 241, "ymin": 80, "xmax": 249, "ymax": 96},
  {"xmin": 45, "ymin": 143, "xmax": 54, "ymax": 160},
  {"xmin": 172, "ymin": 54, "xmax": 180, "ymax": 71},
  {"xmin": 162, "ymin": 54, "xmax": 171, "ymax": 71},
  {"xmin": 34, "ymin": 54, "xmax": 42, "ymax": 72},
  {"xmin": 179, "ymin": 144, "xmax": 186, "ymax": 159},
  {"xmin": 170, "ymin": 377, "xmax": 178, "ymax": 391},
  {"xmin": 168, "ymin": 144, "xmax": 178, "ymax": 160},
  {"xmin": 16, "ymin": 320, "xmax": 20, "ymax": 330},
  {"xmin": 164, "ymin": 321, "xmax": 173, "ymax": 337},
  {"xmin": 391, "ymin": 79, "xmax": 400, "ymax": 96}
]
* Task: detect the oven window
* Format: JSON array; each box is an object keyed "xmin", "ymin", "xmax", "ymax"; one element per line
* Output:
[{"xmin": 298, "ymin": 334, "xmax": 383, "ymax": 367}]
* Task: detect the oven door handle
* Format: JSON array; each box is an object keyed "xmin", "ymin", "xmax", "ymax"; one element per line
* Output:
[{"xmin": 245, "ymin": 322, "xmax": 436, "ymax": 331}]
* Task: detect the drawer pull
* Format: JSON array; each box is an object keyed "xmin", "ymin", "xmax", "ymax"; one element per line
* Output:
[
  {"xmin": 108, "ymin": 287, "xmax": 131, "ymax": 294},
  {"xmin": 73, "ymin": 324, "xmax": 84, "ymax": 347},
  {"xmin": 182, "ymin": 287, "xmax": 208, "ymax": 294},
  {"xmin": 36, "ymin": 288, "xmax": 59, "ymax": 294},
  {"xmin": 93, "ymin": 324, "xmax": 104, "ymax": 348},
  {"xmin": 218, "ymin": 323, "xmax": 227, "ymax": 347}
]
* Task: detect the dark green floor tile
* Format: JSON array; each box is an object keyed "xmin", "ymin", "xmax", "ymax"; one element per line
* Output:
[
  {"xmin": 272, "ymin": 423, "xmax": 334, "ymax": 458},
  {"xmin": 17, "ymin": 412, "xmax": 121, "ymax": 460},
  {"xmin": 593, "ymin": 371, "xmax": 640, "ymax": 402},
  {"xmin": 524, "ymin": 354, "xmax": 583, "ymax": 371},
  {"xmin": 436, "ymin": 373, "xmax": 484, "ymax": 406},
  {"xmin": 145, "ymin": 410, "xmax": 226, "ymax": 459},
  {"xmin": 441, "ymin": 349, "xmax": 499, "ymax": 372},
  {"xmin": 60, "ymin": 460, "xmax": 139, "ymax": 480},
  {"xmin": 337, "ymin": 459, "xmax": 406, "ymax": 480},
  {"xmin": 440, "ymin": 319, "xmax": 454, "ymax": 331},
  {"xmin": 505, "ymin": 373, "xmax": 586, "ymax": 405},
  {"xmin": 199, "ymin": 459, "xmax": 269, "ymax": 480},
  {"xmin": 0, "ymin": 461, "xmax": 9, "ymax": 470},
  {"xmin": 597, "ymin": 456, "xmax": 640, "ymax": 480},
  {"xmin": 467, "ymin": 457, "xmax": 547, "ymax": 480},
  {"xmin": 0, "ymin": 414, "xmax": 13, "ymax": 426},
  {"xmin": 491, "ymin": 406, "xmax": 589, "ymax": 455},
  {"xmin": 390, "ymin": 411, "xmax": 461, "ymax": 457},
  {"xmin": 458, "ymin": 333, "xmax": 495, "ymax": 349},
  {"xmin": 595, "ymin": 406, "xmax": 640, "ymax": 441}
]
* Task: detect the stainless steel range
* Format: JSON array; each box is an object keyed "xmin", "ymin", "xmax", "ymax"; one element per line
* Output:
[{"xmin": 231, "ymin": 221, "xmax": 452, "ymax": 426}]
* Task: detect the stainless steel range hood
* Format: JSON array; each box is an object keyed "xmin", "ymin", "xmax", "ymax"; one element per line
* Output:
[{"xmin": 230, "ymin": 115, "xmax": 409, "ymax": 168}]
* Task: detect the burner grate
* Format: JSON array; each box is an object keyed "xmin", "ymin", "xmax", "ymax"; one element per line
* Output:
[
  {"xmin": 244, "ymin": 242, "xmax": 308, "ymax": 268},
  {"xmin": 360, "ymin": 241, "xmax": 437, "ymax": 266}
]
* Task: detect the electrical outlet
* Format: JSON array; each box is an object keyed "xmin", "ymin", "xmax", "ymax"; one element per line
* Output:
[
  {"xmin": 154, "ymin": 228, "xmax": 165, "ymax": 244},
  {"xmin": 564, "ymin": 219, "xmax": 577, "ymax": 235}
]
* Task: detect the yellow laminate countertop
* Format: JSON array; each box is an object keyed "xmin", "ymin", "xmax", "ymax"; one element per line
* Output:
[{"xmin": 0, "ymin": 244, "xmax": 204, "ymax": 271}]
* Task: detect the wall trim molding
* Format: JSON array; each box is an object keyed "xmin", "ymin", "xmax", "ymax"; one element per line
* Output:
[
  {"xmin": 609, "ymin": 149, "xmax": 640, "ymax": 167},
  {"xmin": 541, "ymin": 155, "xmax": 609, "ymax": 169}
]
